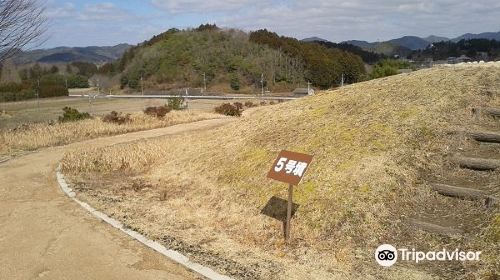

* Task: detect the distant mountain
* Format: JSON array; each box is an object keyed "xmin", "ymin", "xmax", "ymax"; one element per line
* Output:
[
  {"xmin": 424, "ymin": 35, "xmax": 450, "ymax": 43},
  {"xmin": 344, "ymin": 40, "xmax": 374, "ymax": 49},
  {"xmin": 316, "ymin": 41, "xmax": 385, "ymax": 64},
  {"xmin": 388, "ymin": 36, "xmax": 431, "ymax": 50},
  {"xmin": 343, "ymin": 40, "xmax": 412, "ymax": 57},
  {"xmin": 11, "ymin": 44, "xmax": 132, "ymax": 65},
  {"xmin": 342, "ymin": 31, "xmax": 499, "ymax": 56},
  {"xmin": 301, "ymin": 36, "xmax": 329, "ymax": 43},
  {"xmin": 452, "ymin": 31, "xmax": 500, "ymax": 42}
]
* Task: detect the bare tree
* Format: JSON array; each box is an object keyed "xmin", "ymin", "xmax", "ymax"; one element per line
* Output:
[{"xmin": 0, "ymin": 0, "xmax": 47, "ymax": 63}]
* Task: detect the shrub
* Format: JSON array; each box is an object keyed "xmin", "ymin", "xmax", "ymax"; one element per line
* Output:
[
  {"xmin": 230, "ymin": 75, "xmax": 240, "ymax": 91},
  {"xmin": 260, "ymin": 101, "xmax": 267, "ymax": 106},
  {"xmin": 128, "ymin": 78, "xmax": 139, "ymax": 89},
  {"xmin": 0, "ymin": 89, "xmax": 36, "ymax": 102},
  {"xmin": 144, "ymin": 105, "xmax": 171, "ymax": 118},
  {"xmin": 39, "ymin": 74, "xmax": 69, "ymax": 98},
  {"xmin": 120, "ymin": 76, "xmax": 128, "ymax": 89},
  {"xmin": 67, "ymin": 74, "xmax": 89, "ymax": 88},
  {"xmin": 233, "ymin": 102, "xmax": 243, "ymax": 110},
  {"xmin": 167, "ymin": 97, "xmax": 185, "ymax": 110},
  {"xmin": 214, "ymin": 103, "xmax": 241, "ymax": 116},
  {"xmin": 270, "ymin": 101, "xmax": 276, "ymax": 105},
  {"xmin": 244, "ymin": 101, "xmax": 256, "ymax": 107},
  {"xmin": 102, "ymin": 111, "xmax": 131, "ymax": 125},
  {"xmin": 370, "ymin": 59, "xmax": 409, "ymax": 79},
  {"xmin": 58, "ymin": 107, "xmax": 91, "ymax": 123}
]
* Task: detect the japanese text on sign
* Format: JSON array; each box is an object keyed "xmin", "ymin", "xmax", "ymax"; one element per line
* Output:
[{"xmin": 267, "ymin": 150, "xmax": 313, "ymax": 185}]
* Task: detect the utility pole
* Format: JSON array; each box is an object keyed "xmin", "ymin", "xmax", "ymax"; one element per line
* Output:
[
  {"xmin": 202, "ymin": 72, "xmax": 206, "ymax": 93},
  {"xmin": 260, "ymin": 73, "xmax": 264, "ymax": 96},
  {"xmin": 341, "ymin": 73, "xmax": 344, "ymax": 87},
  {"xmin": 36, "ymin": 79, "xmax": 40, "ymax": 112},
  {"xmin": 88, "ymin": 93, "xmax": 92, "ymax": 113},
  {"xmin": 97, "ymin": 79, "xmax": 100, "ymax": 96},
  {"xmin": 140, "ymin": 75, "xmax": 144, "ymax": 95}
]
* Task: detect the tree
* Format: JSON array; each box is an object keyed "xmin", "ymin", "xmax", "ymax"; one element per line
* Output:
[
  {"xmin": 0, "ymin": 0, "xmax": 47, "ymax": 63},
  {"xmin": 230, "ymin": 74, "xmax": 240, "ymax": 91},
  {"xmin": 65, "ymin": 64, "xmax": 72, "ymax": 74},
  {"xmin": 50, "ymin": 65, "xmax": 58, "ymax": 73},
  {"xmin": 67, "ymin": 74, "xmax": 89, "ymax": 88}
]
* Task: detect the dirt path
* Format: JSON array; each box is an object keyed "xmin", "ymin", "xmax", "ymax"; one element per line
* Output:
[{"xmin": 0, "ymin": 118, "xmax": 234, "ymax": 280}]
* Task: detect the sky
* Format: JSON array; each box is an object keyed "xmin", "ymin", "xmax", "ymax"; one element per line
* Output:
[{"xmin": 42, "ymin": 0, "xmax": 500, "ymax": 48}]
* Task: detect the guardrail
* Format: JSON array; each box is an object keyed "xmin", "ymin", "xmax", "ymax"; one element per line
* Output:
[{"xmin": 68, "ymin": 94, "xmax": 300, "ymax": 101}]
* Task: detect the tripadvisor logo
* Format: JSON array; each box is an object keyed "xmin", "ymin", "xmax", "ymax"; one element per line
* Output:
[
  {"xmin": 375, "ymin": 244, "xmax": 397, "ymax": 267},
  {"xmin": 375, "ymin": 244, "xmax": 481, "ymax": 267}
]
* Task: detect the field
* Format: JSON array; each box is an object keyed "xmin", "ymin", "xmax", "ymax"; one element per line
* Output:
[
  {"xmin": 57, "ymin": 64, "xmax": 500, "ymax": 279},
  {"xmin": 0, "ymin": 95, "xmax": 240, "ymax": 130},
  {"xmin": 0, "ymin": 94, "xmax": 266, "ymax": 158}
]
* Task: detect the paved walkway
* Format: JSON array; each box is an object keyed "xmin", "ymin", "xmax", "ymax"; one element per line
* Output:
[{"xmin": 0, "ymin": 118, "xmax": 233, "ymax": 280}]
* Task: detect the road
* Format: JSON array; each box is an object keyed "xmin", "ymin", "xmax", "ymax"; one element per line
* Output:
[
  {"xmin": 68, "ymin": 94, "xmax": 300, "ymax": 101},
  {"xmin": 0, "ymin": 118, "xmax": 234, "ymax": 280}
]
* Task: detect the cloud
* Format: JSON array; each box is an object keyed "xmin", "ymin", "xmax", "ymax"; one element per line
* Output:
[
  {"xmin": 41, "ymin": 0, "xmax": 500, "ymax": 47},
  {"xmin": 151, "ymin": 0, "xmax": 268, "ymax": 13},
  {"xmin": 44, "ymin": 2, "xmax": 76, "ymax": 19},
  {"xmin": 213, "ymin": 0, "xmax": 500, "ymax": 41},
  {"xmin": 78, "ymin": 2, "xmax": 135, "ymax": 21}
]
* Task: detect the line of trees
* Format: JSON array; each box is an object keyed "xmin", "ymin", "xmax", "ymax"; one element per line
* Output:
[
  {"xmin": 0, "ymin": 61, "xmax": 97, "ymax": 102},
  {"xmin": 409, "ymin": 39, "xmax": 500, "ymax": 61}
]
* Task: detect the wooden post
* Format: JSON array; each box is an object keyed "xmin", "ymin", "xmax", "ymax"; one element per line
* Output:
[{"xmin": 285, "ymin": 184, "xmax": 293, "ymax": 241}]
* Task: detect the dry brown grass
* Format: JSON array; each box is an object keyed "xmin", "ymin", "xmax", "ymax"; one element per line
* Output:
[
  {"xmin": 62, "ymin": 65, "xmax": 500, "ymax": 279},
  {"xmin": 0, "ymin": 111, "xmax": 221, "ymax": 157}
]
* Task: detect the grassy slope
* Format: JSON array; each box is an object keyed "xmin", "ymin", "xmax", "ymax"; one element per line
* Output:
[{"xmin": 62, "ymin": 65, "xmax": 500, "ymax": 279}]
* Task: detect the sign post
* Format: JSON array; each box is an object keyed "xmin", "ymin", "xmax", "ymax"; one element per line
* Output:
[
  {"xmin": 285, "ymin": 184, "xmax": 293, "ymax": 240},
  {"xmin": 267, "ymin": 150, "xmax": 313, "ymax": 241}
]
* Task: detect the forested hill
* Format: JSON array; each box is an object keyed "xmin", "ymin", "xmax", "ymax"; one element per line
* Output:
[
  {"xmin": 249, "ymin": 29, "xmax": 365, "ymax": 88},
  {"xmin": 100, "ymin": 25, "xmax": 366, "ymax": 91}
]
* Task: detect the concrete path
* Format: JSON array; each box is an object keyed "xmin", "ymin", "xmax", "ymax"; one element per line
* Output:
[{"xmin": 0, "ymin": 118, "xmax": 233, "ymax": 280}]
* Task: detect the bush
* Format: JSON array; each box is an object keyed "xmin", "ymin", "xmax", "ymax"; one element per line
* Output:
[
  {"xmin": 260, "ymin": 101, "xmax": 267, "ymax": 106},
  {"xmin": 244, "ymin": 101, "xmax": 256, "ymax": 107},
  {"xmin": 214, "ymin": 103, "xmax": 241, "ymax": 116},
  {"xmin": 144, "ymin": 105, "xmax": 171, "ymax": 118},
  {"xmin": 39, "ymin": 74, "xmax": 69, "ymax": 98},
  {"xmin": 167, "ymin": 97, "xmax": 185, "ymax": 110},
  {"xmin": 120, "ymin": 76, "xmax": 128, "ymax": 89},
  {"xmin": 102, "ymin": 111, "xmax": 131, "ymax": 125},
  {"xmin": 0, "ymin": 89, "xmax": 36, "ymax": 102},
  {"xmin": 370, "ymin": 59, "xmax": 409, "ymax": 79},
  {"xmin": 0, "ymin": 82, "xmax": 36, "ymax": 102},
  {"xmin": 40, "ymin": 84, "xmax": 68, "ymax": 98},
  {"xmin": 230, "ymin": 75, "xmax": 240, "ymax": 91},
  {"xmin": 58, "ymin": 107, "xmax": 91, "ymax": 123},
  {"xmin": 67, "ymin": 74, "xmax": 89, "ymax": 88},
  {"xmin": 233, "ymin": 102, "xmax": 243, "ymax": 110}
]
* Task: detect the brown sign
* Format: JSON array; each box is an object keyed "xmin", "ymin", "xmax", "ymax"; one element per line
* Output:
[{"xmin": 267, "ymin": 150, "xmax": 313, "ymax": 185}]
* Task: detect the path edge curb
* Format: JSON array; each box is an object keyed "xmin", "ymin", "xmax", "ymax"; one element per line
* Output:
[{"xmin": 56, "ymin": 165, "xmax": 233, "ymax": 280}]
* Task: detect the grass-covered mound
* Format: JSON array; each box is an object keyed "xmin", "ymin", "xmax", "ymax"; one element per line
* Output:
[
  {"xmin": 62, "ymin": 64, "xmax": 500, "ymax": 279},
  {"xmin": 107, "ymin": 26, "xmax": 366, "ymax": 93}
]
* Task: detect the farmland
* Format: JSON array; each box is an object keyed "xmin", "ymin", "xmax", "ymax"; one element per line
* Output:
[{"xmin": 0, "ymin": 95, "xmax": 233, "ymax": 130}]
